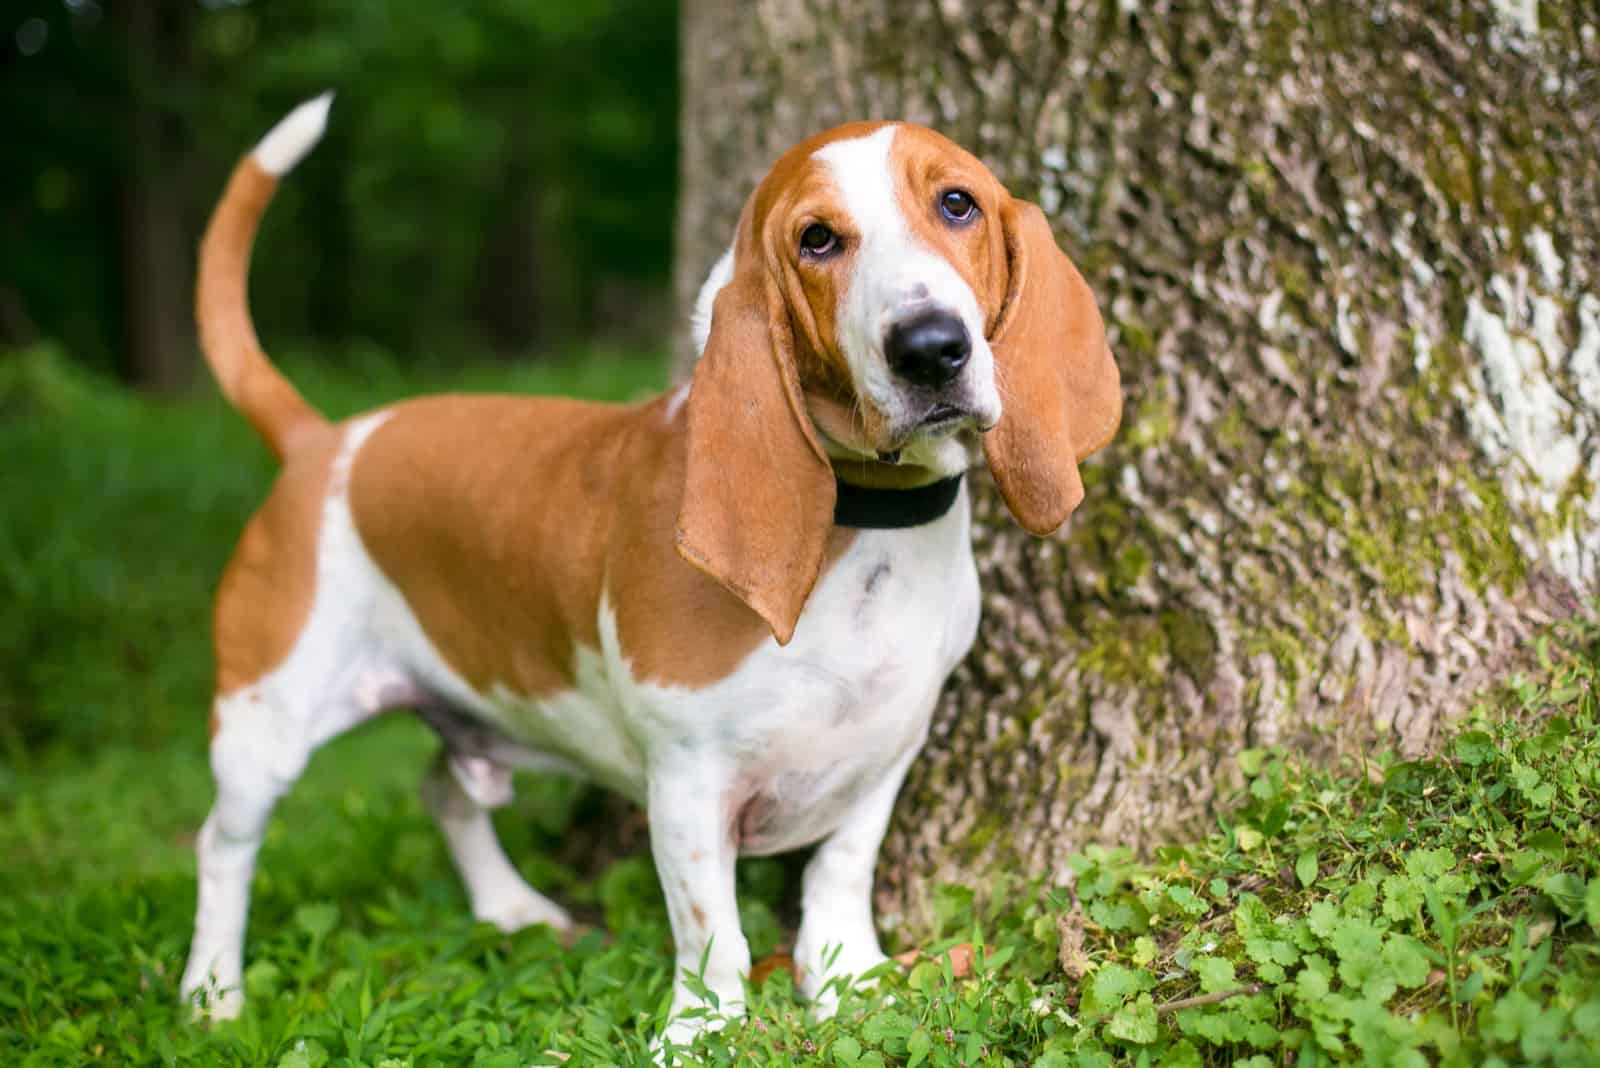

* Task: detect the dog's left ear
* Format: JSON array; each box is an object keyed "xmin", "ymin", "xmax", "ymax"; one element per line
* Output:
[
  {"xmin": 675, "ymin": 249, "xmax": 836, "ymax": 646},
  {"xmin": 984, "ymin": 197, "xmax": 1122, "ymax": 535}
]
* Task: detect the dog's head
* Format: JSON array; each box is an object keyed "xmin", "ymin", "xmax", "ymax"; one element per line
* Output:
[{"xmin": 677, "ymin": 122, "xmax": 1121, "ymax": 643}]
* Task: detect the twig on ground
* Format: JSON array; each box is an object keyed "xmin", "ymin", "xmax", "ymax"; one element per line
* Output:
[{"xmin": 1155, "ymin": 984, "xmax": 1264, "ymax": 1015}]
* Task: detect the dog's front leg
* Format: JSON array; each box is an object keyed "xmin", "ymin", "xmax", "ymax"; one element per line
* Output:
[
  {"xmin": 648, "ymin": 762, "xmax": 748, "ymax": 1052},
  {"xmin": 794, "ymin": 749, "xmax": 917, "ymax": 1018}
]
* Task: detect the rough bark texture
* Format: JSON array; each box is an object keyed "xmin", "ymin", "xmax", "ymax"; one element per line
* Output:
[{"xmin": 676, "ymin": 0, "xmax": 1600, "ymax": 932}]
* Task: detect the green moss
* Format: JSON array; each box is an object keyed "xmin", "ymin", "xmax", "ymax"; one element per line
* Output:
[
  {"xmin": 1074, "ymin": 608, "xmax": 1217, "ymax": 687},
  {"xmin": 1076, "ymin": 610, "xmax": 1168, "ymax": 685},
  {"xmin": 960, "ymin": 807, "xmax": 1008, "ymax": 860},
  {"xmin": 1112, "ymin": 541, "xmax": 1153, "ymax": 589},
  {"xmin": 1124, "ymin": 380, "xmax": 1177, "ymax": 449},
  {"xmin": 1456, "ymin": 473, "xmax": 1530, "ymax": 594},
  {"xmin": 1215, "ymin": 402, "xmax": 1251, "ymax": 452},
  {"xmin": 1162, "ymin": 610, "xmax": 1218, "ymax": 681},
  {"xmin": 1244, "ymin": 625, "xmax": 1312, "ymax": 697},
  {"xmin": 1277, "ymin": 259, "xmax": 1314, "ymax": 304},
  {"xmin": 1116, "ymin": 315, "xmax": 1156, "ymax": 360}
]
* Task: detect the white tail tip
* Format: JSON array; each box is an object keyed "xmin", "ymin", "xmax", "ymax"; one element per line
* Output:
[{"xmin": 253, "ymin": 92, "xmax": 334, "ymax": 177}]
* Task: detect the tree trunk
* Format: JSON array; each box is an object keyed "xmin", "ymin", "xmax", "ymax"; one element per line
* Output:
[
  {"xmin": 117, "ymin": 0, "xmax": 194, "ymax": 391},
  {"xmin": 676, "ymin": 0, "xmax": 1599, "ymax": 930}
]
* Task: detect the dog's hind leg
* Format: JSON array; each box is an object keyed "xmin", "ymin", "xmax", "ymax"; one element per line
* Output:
[
  {"xmin": 181, "ymin": 661, "xmax": 404, "ymax": 1019},
  {"xmin": 421, "ymin": 749, "xmax": 574, "ymax": 934},
  {"xmin": 180, "ymin": 685, "xmax": 319, "ymax": 1019}
]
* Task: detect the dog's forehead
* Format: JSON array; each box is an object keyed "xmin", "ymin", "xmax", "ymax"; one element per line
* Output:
[
  {"xmin": 812, "ymin": 126, "xmax": 901, "ymax": 231},
  {"xmin": 751, "ymin": 122, "xmax": 988, "ymax": 229}
]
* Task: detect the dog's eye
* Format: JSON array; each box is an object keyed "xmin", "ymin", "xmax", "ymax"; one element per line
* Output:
[
  {"xmin": 799, "ymin": 223, "xmax": 837, "ymax": 257},
  {"xmin": 940, "ymin": 190, "xmax": 977, "ymax": 224}
]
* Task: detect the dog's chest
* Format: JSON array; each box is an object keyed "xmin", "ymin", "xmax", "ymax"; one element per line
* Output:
[{"xmin": 681, "ymin": 507, "xmax": 981, "ymax": 854}]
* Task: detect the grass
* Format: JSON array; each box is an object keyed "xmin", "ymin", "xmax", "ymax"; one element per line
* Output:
[{"xmin": 3, "ymin": 347, "xmax": 1599, "ymax": 1066}]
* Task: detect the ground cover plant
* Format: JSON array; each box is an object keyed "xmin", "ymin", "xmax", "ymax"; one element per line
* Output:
[{"xmin": 3, "ymin": 351, "xmax": 1597, "ymax": 1066}]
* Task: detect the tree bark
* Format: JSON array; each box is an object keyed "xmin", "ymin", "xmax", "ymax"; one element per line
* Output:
[
  {"xmin": 117, "ymin": 0, "xmax": 194, "ymax": 391},
  {"xmin": 676, "ymin": 0, "xmax": 1600, "ymax": 930}
]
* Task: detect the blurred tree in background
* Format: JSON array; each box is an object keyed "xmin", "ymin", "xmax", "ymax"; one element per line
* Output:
[{"xmin": 2, "ymin": 0, "xmax": 678, "ymax": 387}]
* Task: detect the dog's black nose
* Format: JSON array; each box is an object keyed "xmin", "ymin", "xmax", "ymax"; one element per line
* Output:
[{"xmin": 886, "ymin": 311, "xmax": 970, "ymax": 388}]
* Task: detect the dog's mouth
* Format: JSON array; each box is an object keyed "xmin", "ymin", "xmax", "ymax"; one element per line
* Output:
[
  {"xmin": 870, "ymin": 403, "xmax": 983, "ymax": 464},
  {"xmin": 917, "ymin": 401, "xmax": 997, "ymax": 434},
  {"xmin": 921, "ymin": 402, "xmax": 967, "ymax": 427}
]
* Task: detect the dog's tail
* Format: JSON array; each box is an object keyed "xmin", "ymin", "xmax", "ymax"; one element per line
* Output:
[{"xmin": 196, "ymin": 93, "xmax": 334, "ymax": 460}]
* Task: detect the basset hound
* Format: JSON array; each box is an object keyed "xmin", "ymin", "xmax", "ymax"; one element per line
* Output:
[{"xmin": 180, "ymin": 94, "xmax": 1120, "ymax": 1047}]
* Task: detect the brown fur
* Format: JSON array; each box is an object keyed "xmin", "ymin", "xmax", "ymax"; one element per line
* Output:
[
  {"xmin": 984, "ymin": 199, "xmax": 1122, "ymax": 533},
  {"xmin": 211, "ymin": 428, "xmax": 340, "ymax": 717},
  {"xmin": 196, "ymin": 160, "xmax": 328, "ymax": 460},
  {"xmin": 347, "ymin": 392, "xmax": 857, "ymax": 693}
]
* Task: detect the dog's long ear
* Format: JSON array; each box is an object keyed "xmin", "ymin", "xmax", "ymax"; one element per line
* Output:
[
  {"xmin": 675, "ymin": 253, "xmax": 836, "ymax": 646},
  {"xmin": 984, "ymin": 198, "xmax": 1122, "ymax": 535}
]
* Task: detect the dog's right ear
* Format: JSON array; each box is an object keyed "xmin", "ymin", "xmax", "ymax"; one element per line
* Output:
[
  {"xmin": 675, "ymin": 245, "xmax": 836, "ymax": 646},
  {"xmin": 983, "ymin": 198, "xmax": 1121, "ymax": 535}
]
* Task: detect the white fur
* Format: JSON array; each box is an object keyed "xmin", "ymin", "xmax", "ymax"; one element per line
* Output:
[
  {"xmin": 253, "ymin": 92, "xmax": 333, "ymax": 177},
  {"xmin": 662, "ymin": 383, "xmax": 690, "ymax": 423},
  {"xmin": 813, "ymin": 126, "xmax": 1002, "ymax": 467},
  {"xmin": 181, "ymin": 415, "xmax": 981, "ymax": 1041},
  {"xmin": 690, "ymin": 246, "xmax": 735, "ymax": 357}
]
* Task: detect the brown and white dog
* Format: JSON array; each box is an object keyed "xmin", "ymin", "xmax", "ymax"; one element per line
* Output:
[{"xmin": 180, "ymin": 95, "xmax": 1120, "ymax": 1045}]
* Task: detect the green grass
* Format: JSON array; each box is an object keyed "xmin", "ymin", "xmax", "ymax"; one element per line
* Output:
[{"xmin": 3, "ymin": 349, "xmax": 1599, "ymax": 1066}]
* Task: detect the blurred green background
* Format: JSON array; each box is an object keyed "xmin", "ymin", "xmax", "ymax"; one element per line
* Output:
[
  {"xmin": 3, "ymin": 0, "xmax": 678, "ymax": 382},
  {"xmin": 1, "ymin": 1, "xmax": 679, "ymax": 759}
]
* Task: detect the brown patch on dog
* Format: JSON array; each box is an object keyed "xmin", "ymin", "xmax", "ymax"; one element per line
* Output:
[
  {"xmin": 347, "ymin": 391, "xmax": 855, "ymax": 697},
  {"xmin": 350, "ymin": 395, "xmax": 622, "ymax": 698},
  {"xmin": 889, "ymin": 123, "xmax": 1122, "ymax": 534},
  {"xmin": 983, "ymin": 199, "xmax": 1121, "ymax": 534},
  {"xmin": 211, "ymin": 426, "xmax": 342, "ymax": 714},
  {"xmin": 674, "ymin": 128, "xmax": 885, "ymax": 646}
]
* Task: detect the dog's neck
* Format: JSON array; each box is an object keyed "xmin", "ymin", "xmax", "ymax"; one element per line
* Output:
[{"xmin": 829, "ymin": 458, "xmax": 964, "ymax": 530}]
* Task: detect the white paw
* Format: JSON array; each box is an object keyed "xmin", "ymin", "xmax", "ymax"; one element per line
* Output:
[
  {"xmin": 181, "ymin": 973, "xmax": 243, "ymax": 1022},
  {"xmin": 653, "ymin": 1000, "xmax": 739, "ymax": 1064},
  {"xmin": 472, "ymin": 886, "xmax": 573, "ymax": 934},
  {"xmin": 797, "ymin": 943, "xmax": 889, "ymax": 1018}
]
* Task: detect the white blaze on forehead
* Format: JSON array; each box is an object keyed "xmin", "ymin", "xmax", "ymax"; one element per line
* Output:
[
  {"xmin": 813, "ymin": 125, "xmax": 923, "ymax": 412},
  {"xmin": 813, "ymin": 125, "xmax": 908, "ymax": 250}
]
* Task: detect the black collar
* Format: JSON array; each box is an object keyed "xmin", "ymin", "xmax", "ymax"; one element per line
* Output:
[{"xmin": 833, "ymin": 474, "xmax": 964, "ymax": 529}]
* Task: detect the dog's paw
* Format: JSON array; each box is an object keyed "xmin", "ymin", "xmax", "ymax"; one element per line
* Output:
[
  {"xmin": 652, "ymin": 1007, "xmax": 734, "ymax": 1065},
  {"xmin": 473, "ymin": 886, "xmax": 574, "ymax": 935},
  {"xmin": 796, "ymin": 942, "xmax": 890, "ymax": 1019},
  {"xmin": 181, "ymin": 979, "xmax": 244, "ymax": 1023}
]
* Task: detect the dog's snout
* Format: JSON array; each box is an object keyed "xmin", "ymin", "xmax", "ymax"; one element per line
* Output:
[{"xmin": 885, "ymin": 312, "xmax": 970, "ymax": 389}]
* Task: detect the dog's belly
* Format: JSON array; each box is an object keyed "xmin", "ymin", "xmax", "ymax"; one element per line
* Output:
[{"xmin": 377, "ymin": 490, "xmax": 980, "ymax": 853}]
